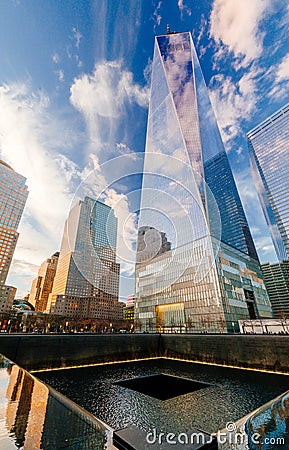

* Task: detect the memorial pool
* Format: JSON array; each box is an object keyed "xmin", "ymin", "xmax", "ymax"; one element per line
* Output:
[{"xmin": 35, "ymin": 358, "xmax": 289, "ymax": 435}]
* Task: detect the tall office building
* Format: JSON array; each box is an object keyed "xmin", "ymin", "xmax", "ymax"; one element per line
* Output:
[
  {"xmin": 261, "ymin": 261, "xmax": 289, "ymax": 318},
  {"xmin": 0, "ymin": 160, "xmax": 28, "ymax": 312},
  {"xmin": 135, "ymin": 31, "xmax": 271, "ymax": 333},
  {"xmin": 29, "ymin": 252, "xmax": 59, "ymax": 312},
  {"xmin": 247, "ymin": 103, "xmax": 289, "ymax": 261},
  {"xmin": 48, "ymin": 197, "xmax": 123, "ymax": 320}
]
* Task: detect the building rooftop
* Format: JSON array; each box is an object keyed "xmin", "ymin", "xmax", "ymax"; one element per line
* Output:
[
  {"xmin": 0, "ymin": 160, "xmax": 14, "ymax": 171},
  {"xmin": 247, "ymin": 103, "xmax": 289, "ymax": 138}
]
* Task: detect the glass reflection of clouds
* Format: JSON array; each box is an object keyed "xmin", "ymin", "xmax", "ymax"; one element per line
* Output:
[
  {"xmin": 228, "ymin": 389, "xmax": 289, "ymax": 449},
  {"xmin": 248, "ymin": 103, "xmax": 289, "ymax": 262}
]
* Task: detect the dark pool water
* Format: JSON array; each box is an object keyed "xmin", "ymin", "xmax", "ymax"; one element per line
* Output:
[{"xmin": 35, "ymin": 359, "xmax": 289, "ymax": 435}]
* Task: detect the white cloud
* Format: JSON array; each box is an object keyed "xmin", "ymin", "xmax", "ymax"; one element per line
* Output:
[
  {"xmin": 0, "ymin": 82, "xmax": 82, "ymax": 295},
  {"xmin": 254, "ymin": 236, "xmax": 275, "ymax": 255},
  {"xmin": 104, "ymin": 188, "xmax": 137, "ymax": 275},
  {"xmin": 69, "ymin": 164, "xmax": 138, "ymax": 276},
  {"xmin": 0, "ymin": 84, "xmax": 76, "ymax": 233},
  {"xmin": 9, "ymin": 257, "xmax": 40, "ymax": 298},
  {"xmin": 210, "ymin": 0, "xmax": 272, "ymax": 66},
  {"xmin": 70, "ymin": 60, "xmax": 148, "ymax": 152},
  {"xmin": 70, "ymin": 62, "xmax": 149, "ymax": 290},
  {"xmin": 233, "ymin": 167, "xmax": 277, "ymax": 263},
  {"xmin": 1, "ymin": 60, "xmax": 148, "ymax": 299},
  {"xmin": 55, "ymin": 69, "xmax": 64, "ymax": 82},
  {"xmin": 196, "ymin": 14, "xmax": 208, "ymax": 47},
  {"xmin": 89, "ymin": 0, "xmax": 142, "ymax": 64},
  {"xmin": 144, "ymin": 58, "xmax": 152, "ymax": 86},
  {"xmin": 72, "ymin": 27, "xmax": 82, "ymax": 49},
  {"xmin": 267, "ymin": 52, "xmax": 289, "ymax": 100},
  {"xmin": 209, "ymin": 67, "xmax": 261, "ymax": 146},
  {"xmin": 52, "ymin": 52, "xmax": 60, "ymax": 64},
  {"xmin": 71, "ymin": 156, "xmax": 140, "ymax": 302},
  {"xmin": 152, "ymin": 1, "xmax": 162, "ymax": 29},
  {"xmin": 268, "ymin": 84, "xmax": 288, "ymax": 101},
  {"xmin": 177, "ymin": 0, "xmax": 191, "ymax": 17},
  {"xmin": 75, "ymin": 54, "xmax": 83, "ymax": 68},
  {"xmin": 73, "ymin": 155, "xmax": 109, "ymax": 206},
  {"xmin": 276, "ymin": 53, "xmax": 289, "ymax": 83},
  {"xmin": 116, "ymin": 142, "xmax": 138, "ymax": 158}
]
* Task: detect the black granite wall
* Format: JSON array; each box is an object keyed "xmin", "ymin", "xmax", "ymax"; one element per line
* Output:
[
  {"xmin": 162, "ymin": 334, "xmax": 289, "ymax": 373},
  {"xmin": 0, "ymin": 333, "xmax": 289, "ymax": 373},
  {"xmin": 0, "ymin": 334, "xmax": 162, "ymax": 371}
]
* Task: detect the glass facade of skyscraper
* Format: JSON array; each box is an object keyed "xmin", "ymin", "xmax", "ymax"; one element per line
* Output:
[
  {"xmin": 247, "ymin": 103, "xmax": 289, "ymax": 262},
  {"xmin": 261, "ymin": 261, "xmax": 289, "ymax": 318},
  {"xmin": 0, "ymin": 160, "xmax": 28, "ymax": 312},
  {"xmin": 29, "ymin": 252, "xmax": 59, "ymax": 312},
  {"xmin": 215, "ymin": 240, "xmax": 271, "ymax": 331},
  {"xmin": 48, "ymin": 197, "xmax": 123, "ymax": 320},
  {"xmin": 135, "ymin": 32, "xmax": 271, "ymax": 333},
  {"xmin": 205, "ymin": 152, "xmax": 258, "ymax": 259}
]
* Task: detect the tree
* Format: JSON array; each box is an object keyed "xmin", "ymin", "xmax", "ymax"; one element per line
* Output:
[
  {"xmin": 148, "ymin": 318, "xmax": 154, "ymax": 332},
  {"xmin": 134, "ymin": 318, "xmax": 142, "ymax": 332},
  {"xmin": 156, "ymin": 317, "xmax": 165, "ymax": 333},
  {"xmin": 186, "ymin": 317, "xmax": 193, "ymax": 333}
]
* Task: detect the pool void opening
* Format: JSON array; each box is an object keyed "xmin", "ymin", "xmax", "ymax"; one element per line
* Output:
[{"xmin": 114, "ymin": 373, "xmax": 212, "ymax": 400}]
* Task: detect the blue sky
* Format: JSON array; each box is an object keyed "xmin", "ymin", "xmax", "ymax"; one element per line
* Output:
[{"xmin": 1, "ymin": 0, "xmax": 289, "ymax": 301}]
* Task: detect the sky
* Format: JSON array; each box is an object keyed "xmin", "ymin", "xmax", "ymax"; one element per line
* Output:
[{"xmin": 0, "ymin": 0, "xmax": 289, "ymax": 301}]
